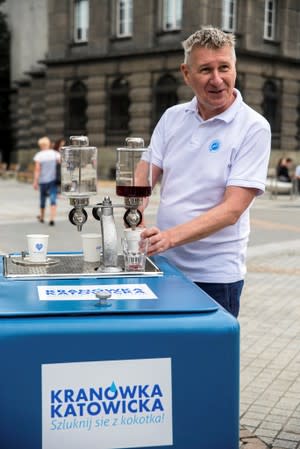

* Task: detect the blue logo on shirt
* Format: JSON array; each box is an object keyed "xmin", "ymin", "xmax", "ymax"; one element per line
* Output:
[{"xmin": 209, "ymin": 140, "xmax": 221, "ymax": 152}]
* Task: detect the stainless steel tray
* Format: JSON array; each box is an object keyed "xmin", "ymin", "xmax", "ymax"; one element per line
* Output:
[{"xmin": 3, "ymin": 254, "xmax": 163, "ymax": 280}]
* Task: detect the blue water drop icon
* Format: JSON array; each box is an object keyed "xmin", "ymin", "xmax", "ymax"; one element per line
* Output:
[
  {"xmin": 209, "ymin": 139, "xmax": 221, "ymax": 152},
  {"xmin": 109, "ymin": 381, "xmax": 117, "ymax": 393}
]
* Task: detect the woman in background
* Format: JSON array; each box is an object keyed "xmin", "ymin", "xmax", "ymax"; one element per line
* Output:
[{"xmin": 33, "ymin": 136, "xmax": 61, "ymax": 226}]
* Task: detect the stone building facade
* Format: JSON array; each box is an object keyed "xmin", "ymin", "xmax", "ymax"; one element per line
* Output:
[{"xmin": 7, "ymin": 0, "xmax": 300, "ymax": 175}]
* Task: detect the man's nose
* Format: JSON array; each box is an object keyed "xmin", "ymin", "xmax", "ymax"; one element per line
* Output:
[{"xmin": 209, "ymin": 70, "xmax": 223, "ymax": 85}]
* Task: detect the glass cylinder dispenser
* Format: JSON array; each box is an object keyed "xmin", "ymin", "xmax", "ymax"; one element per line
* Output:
[
  {"xmin": 116, "ymin": 137, "xmax": 152, "ymax": 198},
  {"xmin": 60, "ymin": 136, "xmax": 97, "ymax": 199}
]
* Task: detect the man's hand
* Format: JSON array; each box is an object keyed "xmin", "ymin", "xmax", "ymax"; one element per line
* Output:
[{"xmin": 141, "ymin": 227, "xmax": 172, "ymax": 256}]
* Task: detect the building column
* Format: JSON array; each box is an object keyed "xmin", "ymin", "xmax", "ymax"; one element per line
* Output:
[
  {"xmin": 128, "ymin": 72, "xmax": 152, "ymax": 144},
  {"xmin": 281, "ymin": 78, "xmax": 298, "ymax": 151},
  {"xmin": 30, "ymin": 71, "xmax": 46, "ymax": 148},
  {"xmin": 86, "ymin": 74, "xmax": 106, "ymax": 147},
  {"xmin": 12, "ymin": 79, "xmax": 33, "ymax": 164},
  {"xmin": 45, "ymin": 68, "xmax": 65, "ymax": 142}
]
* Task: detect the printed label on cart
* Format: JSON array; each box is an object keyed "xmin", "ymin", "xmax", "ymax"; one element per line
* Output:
[
  {"xmin": 42, "ymin": 358, "xmax": 173, "ymax": 449},
  {"xmin": 37, "ymin": 284, "xmax": 157, "ymax": 301}
]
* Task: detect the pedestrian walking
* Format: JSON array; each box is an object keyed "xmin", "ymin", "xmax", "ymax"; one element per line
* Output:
[{"xmin": 33, "ymin": 136, "xmax": 61, "ymax": 226}]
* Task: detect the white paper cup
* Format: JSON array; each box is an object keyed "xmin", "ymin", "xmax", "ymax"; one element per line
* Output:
[
  {"xmin": 122, "ymin": 228, "xmax": 148, "ymax": 272},
  {"xmin": 81, "ymin": 233, "xmax": 102, "ymax": 263},
  {"xmin": 27, "ymin": 234, "xmax": 49, "ymax": 262}
]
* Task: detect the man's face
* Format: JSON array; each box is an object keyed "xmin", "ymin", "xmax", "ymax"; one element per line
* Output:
[{"xmin": 180, "ymin": 45, "xmax": 237, "ymax": 120}]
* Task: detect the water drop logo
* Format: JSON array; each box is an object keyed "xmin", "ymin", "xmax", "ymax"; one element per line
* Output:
[
  {"xmin": 209, "ymin": 140, "xmax": 221, "ymax": 153},
  {"xmin": 109, "ymin": 381, "xmax": 117, "ymax": 393},
  {"xmin": 36, "ymin": 243, "xmax": 44, "ymax": 251}
]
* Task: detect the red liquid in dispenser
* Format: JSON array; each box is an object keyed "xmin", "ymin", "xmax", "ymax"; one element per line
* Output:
[{"xmin": 116, "ymin": 185, "xmax": 152, "ymax": 197}]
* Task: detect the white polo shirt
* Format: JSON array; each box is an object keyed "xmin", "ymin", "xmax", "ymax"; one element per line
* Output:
[{"xmin": 146, "ymin": 90, "xmax": 271, "ymax": 283}]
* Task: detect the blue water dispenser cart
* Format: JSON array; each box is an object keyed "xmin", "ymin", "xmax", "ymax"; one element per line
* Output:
[{"xmin": 0, "ymin": 253, "xmax": 239, "ymax": 449}]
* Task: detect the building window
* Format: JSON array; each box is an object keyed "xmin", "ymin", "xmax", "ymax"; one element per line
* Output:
[
  {"xmin": 65, "ymin": 81, "xmax": 87, "ymax": 137},
  {"xmin": 222, "ymin": 0, "xmax": 237, "ymax": 32},
  {"xmin": 162, "ymin": 0, "xmax": 182, "ymax": 31},
  {"xmin": 153, "ymin": 74, "xmax": 178, "ymax": 127},
  {"xmin": 264, "ymin": 0, "xmax": 276, "ymax": 40},
  {"xmin": 106, "ymin": 77, "xmax": 130, "ymax": 145},
  {"xmin": 262, "ymin": 79, "xmax": 281, "ymax": 148},
  {"xmin": 74, "ymin": 0, "xmax": 89, "ymax": 42},
  {"xmin": 116, "ymin": 0, "xmax": 133, "ymax": 37}
]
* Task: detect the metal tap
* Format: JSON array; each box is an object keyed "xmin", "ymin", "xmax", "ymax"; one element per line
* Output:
[
  {"xmin": 68, "ymin": 197, "xmax": 89, "ymax": 232},
  {"xmin": 123, "ymin": 197, "xmax": 143, "ymax": 229}
]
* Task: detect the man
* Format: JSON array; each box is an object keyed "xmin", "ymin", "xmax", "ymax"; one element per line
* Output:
[
  {"xmin": 140, "ymin": 26, "xmax": 271, "ymax": 317},
  {"xmin": 33, "ymin": 136, "xmax": 60, "ymax": 226}
]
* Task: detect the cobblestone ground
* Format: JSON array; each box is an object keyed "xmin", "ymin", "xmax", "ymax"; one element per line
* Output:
[{"xmin": 240, "ymin": 248, "xmax": 300, "ymax": 449}]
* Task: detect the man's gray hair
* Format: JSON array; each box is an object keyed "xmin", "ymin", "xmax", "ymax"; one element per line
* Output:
[{"xmin": 182, "ymin": 26, "xmax": 236, "ymax": 64}]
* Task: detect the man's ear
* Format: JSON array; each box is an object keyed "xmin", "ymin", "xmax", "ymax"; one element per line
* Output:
[{"xmin": 180, "ymin": 63, "xmax": 190, "ymax": 86}]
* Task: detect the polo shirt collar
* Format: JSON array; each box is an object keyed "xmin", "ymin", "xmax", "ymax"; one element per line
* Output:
[{"xmin": 185, "ymin": 89, "xmax": 243, "ymax": 123}]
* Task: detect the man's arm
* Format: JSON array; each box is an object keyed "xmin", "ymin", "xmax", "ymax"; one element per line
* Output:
[
  {"xmin": 143, "ymin": 186, "xmax": 258, "ymax": 256},
  {"xmin": 136, "ymin": 161, "xmax": 162, "ymax": 213}
]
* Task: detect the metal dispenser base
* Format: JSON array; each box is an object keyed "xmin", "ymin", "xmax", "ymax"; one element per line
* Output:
[{"xmin": 4, "ymin": 254, "xmax": 163, "ymax": 280}]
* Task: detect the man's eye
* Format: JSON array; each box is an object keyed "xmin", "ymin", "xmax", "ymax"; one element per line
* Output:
[{"xmin": 200, "ymin": 67, "xmax": 210, "ymax": 74}]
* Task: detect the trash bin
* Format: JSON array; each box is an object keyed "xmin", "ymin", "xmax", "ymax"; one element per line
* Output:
[{"xmin": 0, "ymin": 255, "xmax": 239, "ymax": 449}]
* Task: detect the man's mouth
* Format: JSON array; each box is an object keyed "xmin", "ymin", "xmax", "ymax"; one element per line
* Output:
[{"xmin": 208, "ymin": 89, "xmax": 224, "ymax": 94}]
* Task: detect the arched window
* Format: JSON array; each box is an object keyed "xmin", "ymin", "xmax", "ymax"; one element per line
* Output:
[
  {"xmin": 153, "ymin": 74, "xmax": 178, "ymax": 127},
  {"xmin": 106, "ymin": 77, "xmax": 130, "ymax": 145},
  {"xmin": 262, "ymin": 79, "xmax": 281, "ymax": 148},
  {"xmin": 65, "ymin": 80, "xmax": 87, "ymax": 137}
]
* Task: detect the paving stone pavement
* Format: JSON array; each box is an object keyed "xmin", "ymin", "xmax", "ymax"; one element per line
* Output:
[
  {"xmin": 239, "ymin": 243, "xmax": 300, "ymax": 449},
  {"xmin": 0, "ymin": 178, "xmax": 299, "ymax": 449}
]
